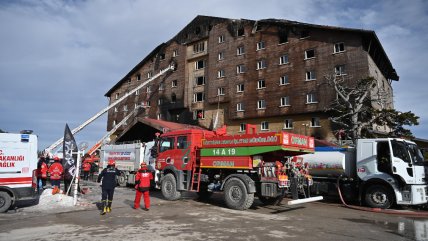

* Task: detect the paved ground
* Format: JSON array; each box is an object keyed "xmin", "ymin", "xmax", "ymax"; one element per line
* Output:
[{"xmin": 0, "ymin": 181, "xmax": 427, "ymax": 241}]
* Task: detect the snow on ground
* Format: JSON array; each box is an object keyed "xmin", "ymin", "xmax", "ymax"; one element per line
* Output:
[{"xmin": 23, "ymin": 188, "xmax": 95, "ymax": 213}]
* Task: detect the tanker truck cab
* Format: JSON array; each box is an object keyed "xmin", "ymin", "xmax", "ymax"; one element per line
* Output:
[{"xmin": 357, "ymin": 138, "xmax": 428, "ymax": 208}]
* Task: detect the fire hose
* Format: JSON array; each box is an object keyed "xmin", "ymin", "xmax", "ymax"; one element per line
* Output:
[{"xmin": 336, "ymin": 175, "xmax": 428, "ymax": 217}]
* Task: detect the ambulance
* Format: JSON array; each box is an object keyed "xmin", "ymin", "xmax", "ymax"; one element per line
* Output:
[{"xmin": 0, "ymin": 132, "xmax": 38, "ymax": 212}]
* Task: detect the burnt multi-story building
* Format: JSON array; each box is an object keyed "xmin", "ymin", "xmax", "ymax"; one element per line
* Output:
[{"xmin": 105, "ymin": 15, "xmax": 398, "ymax": 143}]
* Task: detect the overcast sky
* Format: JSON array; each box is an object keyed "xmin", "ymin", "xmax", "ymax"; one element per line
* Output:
[{"xmin": 1, "ymin": 0, "xmax": 427, "ymax": 152}]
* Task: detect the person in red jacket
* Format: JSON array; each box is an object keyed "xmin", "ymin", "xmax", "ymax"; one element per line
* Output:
[
  {"xmin": 36, "ymin": 156, "xmax": 48, "ymax": 193},
  {"xmin": 133, "ymin": 162, "xmax": 153, "ymax": 211},
  {"xmin": 49, "ymin": 156, "xmax": 64, "ymax": 194},
  {"xmin": 82, "ymin": 160, "xmax": 91, "ymax": 181}
]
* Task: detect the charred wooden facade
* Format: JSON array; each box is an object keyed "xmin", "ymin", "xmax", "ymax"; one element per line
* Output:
[{"xmin": 105, "ymin": 15, "xmax": 398, "ymax": 142}]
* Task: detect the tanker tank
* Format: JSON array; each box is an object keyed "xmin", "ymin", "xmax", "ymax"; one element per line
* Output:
[{"xmin": 298, "ymin": 147, "xmax": 357, "ymax": 179}]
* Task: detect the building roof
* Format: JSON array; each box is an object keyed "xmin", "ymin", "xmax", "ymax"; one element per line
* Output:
[{"xmin": 105, "ymin": 15, "xmax": 398, "ymax": 97}]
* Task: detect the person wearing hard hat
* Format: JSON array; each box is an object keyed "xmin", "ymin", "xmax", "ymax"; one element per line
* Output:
[
  {"xmin": 82, "ymin": 160, "xmax": 91, "ymax": 181},
  {"xmin": 97, "ymin": 159, "xmax": 120, "ymax": 215},
  {"xmin": 48, "ymin": 156, "xmax": 63, "ymax": 195},
  {"xmin": 133, "ymin": 162, "xmax": 153, "ymax": 211}
]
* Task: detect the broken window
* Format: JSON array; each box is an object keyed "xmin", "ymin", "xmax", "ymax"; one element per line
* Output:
[
  {"xmin": 311, "ymin": 117, "xmax": 321, "ymax": 127},
  {"xmin": 193, "ymin": 42, "xmax": 205, "ymax": 54},
  {"xmin": 300, "ymin": 30, "xmax": 310, "ymax": 38},
  {"xmin": 195, "ymin": 60, "xmax": 205, "ymax": 70},
  {"xmin": 172, "ymin": 79, "xmax": 177, "ymax": 87},
  {"xmin": 136, "ymin": 73, "xmax": 141, "ymax": 81},
  {"xmin": 334, "ymin": 42, "xmax": 345, "ymax": 53},
  {"xmin": 239, "ymin": 123, "xmax": 246, "ymax": 132},
  {"xmin": 193, "ymin": 92, "xmax": 204, "ymax": 102},
  {"xmin": 159, "ymin": 53, "xmax": 165, "ymax": 60},
  {"xmin": 278, "ymin": 29, "xmax": 288, "ymax": 44},
  {"xmin": 335, "ymin": 65, "xmax": 346, "ymax": 76},
  {"xmin": 305, "ymin": 49, "xmax": 315, "ymax": 59},
  {"xmin": 195, "ymin": 76, "xmax": 205, "ymax": 86},
  {"xmin": 237, "ymin": 27, "xmax": 245, "ymax": 36}
]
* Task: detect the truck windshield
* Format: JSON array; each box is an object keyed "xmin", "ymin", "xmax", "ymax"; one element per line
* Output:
[
  {"xmin": 406, "ymin": 143, "xmax": 426, "ymax": 165},
  {"xmin": 390, "ymin": 140, "xmax": 412, "ymax": 163}
]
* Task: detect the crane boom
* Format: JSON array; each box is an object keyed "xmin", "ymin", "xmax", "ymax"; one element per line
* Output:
[{"xmin": 45, "ymin": 64, "xmax": 174, "ymax": 153}]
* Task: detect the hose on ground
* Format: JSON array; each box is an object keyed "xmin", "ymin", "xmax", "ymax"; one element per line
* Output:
[{"xmin": 336, "ymin": 175, "xmax": 428, "ymax": 217}]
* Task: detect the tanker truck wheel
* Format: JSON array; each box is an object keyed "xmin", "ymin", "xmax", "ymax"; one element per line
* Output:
[
  {"xmin": 0, "ymin": 191, "xmax": 12, "ymax": 213},
  {"xmin": 161, "ymin": 173, "xmax": 181, "ymax": 201},
  {"xmin": 224, "ymin": 178, "xmax": 254, "ymax": 210},
  {"xmin": 364, "ymin": 185, "xmax": 394, "ymax": 209}
]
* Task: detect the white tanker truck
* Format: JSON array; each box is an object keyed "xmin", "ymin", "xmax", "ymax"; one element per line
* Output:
[{"xmin": 297, "ymin": 138, "xmax": 428, "ymax": 209}]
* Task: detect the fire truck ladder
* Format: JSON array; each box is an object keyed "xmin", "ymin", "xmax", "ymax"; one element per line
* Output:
[
  {"xmin": 190, "ymin": 157, "xmax": 201, "ymax": 192},
  {"xmin": 44, "ymin": 64, "xmax": 175, "ymax": 154}
]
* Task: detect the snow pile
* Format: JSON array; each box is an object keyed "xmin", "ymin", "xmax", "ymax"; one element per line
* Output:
[{"xmin": 24, "ymin": 189, "xmax": 84, "ymax": 213}]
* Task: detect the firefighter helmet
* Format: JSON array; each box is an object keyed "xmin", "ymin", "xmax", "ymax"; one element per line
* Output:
[
  {"xmin": 140, "ymin": 162, "xmax": 147, "ymax": 167},
  {"xmin": 107, "ymin": 159, "xmax": 115, "ymax": 166},
  {"xmin": 53, "ymin": 156, "xmax": 60, "ymax": 161}
]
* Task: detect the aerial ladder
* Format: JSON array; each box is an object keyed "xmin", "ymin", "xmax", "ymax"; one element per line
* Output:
[
  {"xmin": 44, "ymin": 64, "xmax": 175, "ymax": 154},
  {"xmin": 85, "ymin": 104, "xmax": 145, "ymax": 155}
]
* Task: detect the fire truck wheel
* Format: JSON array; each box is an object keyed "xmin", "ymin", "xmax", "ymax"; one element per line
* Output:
[
  {"xmin": 117, "ymin": 172, "xmax": 127, "ymax": 187},
  {"xmin": 224, "ymin": 178, "xmax": 254, "ymax": 210},
  {"xmin": 364, "ymin": 185, "xmax": 394, "ymax": 209},
  {"xmin": 0, "ymin": 191, "xmax": 12, "ymax": 213},
  {"xmin": 161, "ymin": 173, "xmax": 181, "ymax": 201}
]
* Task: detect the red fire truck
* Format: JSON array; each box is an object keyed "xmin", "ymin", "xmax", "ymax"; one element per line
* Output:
[{"xmin": 154, "ymin": 124, "xmax": 322, "ymax": 210}]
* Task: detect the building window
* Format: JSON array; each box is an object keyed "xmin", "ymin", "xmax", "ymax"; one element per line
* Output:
[
  {"xmin": 279, "ymin": 54, "xmax": 289, "ymax": 65},
  {"xmin": 172, "ymin": 79, "xmax": 178, "ymax": 88},
  {"xmin": 280, "ymin": 75, "xmax": 289, "ymax": 85},
  {"xmin": 284, "ymin": 119, "xmax": 293, "ymax": 129},
  {"xmin": 159, "ymin": 53, "xmax": 165, "ymax": 60},
  {"xmin": 261, "ymin": 121, "xmax": 269, "ymax": 131},
  {"xmin": 193, "ymin": 110, "xmax": 205, "ymax": 119},
  {"xmin": 239, "ymin": 123, "xmax": 246, "ymax": 132},
  {"xmin": 334, "ymin": 42, "xmax": 345, "ymax": 53},
  {"xmin": 237, "ymin": 46, "xmax": 245, "ymax": 55},
  {"xmin": 136, "ymin": 73, "xmax": 141, "ymax": 81},
  {"xmin": 134, "ymin": 103, "xmax": 138, "ymax": 109},
  {"xmin": 123, "ymin": 105, "xmax": 128, "ymax": 112},
  {"xmin": 114, "ymin": 107, "xmax": 118, "ymax": 113},
  {"xmin": 146, "ymin": 86, "xmax": 152, "ymax": 93},
  {"xmin": 280, "ymin": 96, "xmax": 290, "ymax": 106},
  {"xmin": 171, "ymin": 93, "xmax": 176, "ymax": 103},
  {"xmin": 195, "ymin": 60, "xmax": 205, "ymax": 70},
  {"xmin": 193, "ymin": 42, "xmax": 205, "ymax": 54},
  {"xmin": 193, "ymin": 92, "xmax": 205, "ymax": 102},
  {"xmin": 218, "ymin": 35, "xmax": 225, "ymax": 43},
  {"xmin": 257, "ymin": 59, "xmax": 267, "ymax": 70},
  {"xmin": 279, "ymin": 32, "xmax": 288, "ymax": 44},
  {"xmin": 127, "ymin": 78, "xmax": 131, "ymax": 84},
  {"xmin": 217, "ymin": 87, "xmax": 225, "ymax": 96},
  {"xmin": 115, "ymin": 93, "xmax": 120, "ymax": 100},
  {"xmin": 305, "ymin": 49, "xmax": 315, "ymax": 59},
  {"xmin": 173, "ymin": 49, "xmax": 178, "ymax": 57},
  {"xmin": 306, "ymin": 93, "xmax": 318, "ymax": 104},
  {"xmin": 306, "ymin": 71, "xmax": 316, "ymax": 81},
  {"xmin": 237, "ymin": 64, "xmax": 246, "ymax": 74},
  {"xmin": 217, "ymin": 69, "xmax": 225, "ymax": 78},
  {"xmin": 335, "ymin": 65, "xmax": 346, "ymax": 76},
  {"xmin": 135, "ymin": 89, "xmax": 140, "ymax": 95},
  {"xmin": 218, "ymin": 52, "xmax": 224, "ymax": 60},
  {"xmin": 157, "ymin": 113, "xmax": 162, "ymax": 120},
  {"xmin": 158, "ymin": 98, "xmax": 163, "ymax": 105},
  {"xmin": 112, "ymin": 120, "xmax": 116, "ymax": 126},
  {"xmin": 311, "ymin": 117, "xmax": 321, "ymax": 127},
  {"xmin": 147, "ymin": 71, "xmax": 153, "ymax": 79},
  {"xmin": 159, "ymin": 82, "xmax": 164, "ymax": 91},
  {"xmin": 256, "ymin": 41, "xmax": 265, "ymax": 50},
  {"xmin": 195, "ymin": 76, "xmax": 205, "ymax": 86},
  {"xmin": 257, "ymin": 100, "xmax": 266, "ymax": 109},
  {"xmin": 237, "ymin": 83, "xmax": 244, "ymax": 93},
  {"xmin": 142, "ymin": 100, "xmax": 150, "ymax": 107},
  {"xmin": 237, "ymin": 27, "xmax": 245, "ymax": 36},
  {"xmin": 257, "ymin": 79, "xmax": 266, "ymax": 89},
  {"xmin": 237, "ymin": 103, "xmax": 244, "ymax": 112}
]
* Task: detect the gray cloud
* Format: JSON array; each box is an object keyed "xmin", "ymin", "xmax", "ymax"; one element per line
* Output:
[{"xmin": 1, "ymin": 0, "xmax": 427, "ymax": 152}]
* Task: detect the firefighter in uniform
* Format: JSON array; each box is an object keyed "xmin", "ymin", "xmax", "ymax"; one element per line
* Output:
[
  {"xmin": 49, "ymin": 156, "xmax": 64, "ymax": 194},
  {"xmin": 36, "ymin": 156, "xmax": 48, "ymax": 192},
  {"xmin": 82, "ymin": 160, "xmax": 91, "ymax": 181},
  {"xmin": 97, "ymin": 159, "xmax": 120, "ymax": 215},
  {"xmin": 133, "ymin": 162, "xmax": 153, "ymax": 210}
]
